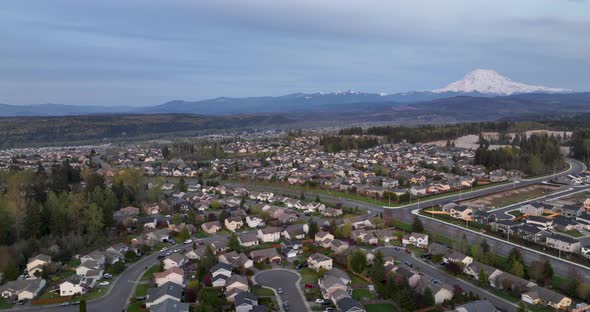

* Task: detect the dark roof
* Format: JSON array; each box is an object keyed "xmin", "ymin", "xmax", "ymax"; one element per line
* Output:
[
  {"xmin": 454, "ymin": 300, "xmax": 498, "ymax": 312},
  {"xmin": 151, "ymin": 298, "xmax": 189, "ymax": 312},
  {"xmin": 548, "ymin": 233, "xmax": 579, "ymax": 244},
  {"xmin": 211, "ymin": 262, "xmax": 232, "ymax": 273},
  {"xmin": 147, "ymin": 282, "xmax": 183, "ymax": 302},
  {"xmin": 336, "ymin": 297, "xmax": 365, "ymax": 312},
  {"xmin": 234, "ymin": 291, "xmax": 258, "ymax": 307}
]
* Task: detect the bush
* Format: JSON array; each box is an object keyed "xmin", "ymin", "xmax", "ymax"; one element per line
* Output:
[{"xmin": 107, "ymin": 261, "xmax": 126, "ymax": 275}]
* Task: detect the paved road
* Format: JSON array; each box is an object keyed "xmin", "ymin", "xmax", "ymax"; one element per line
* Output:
[
  {"xmin": 254, "ymin": 269, "xmax": 309, "ymax": 312},
  {"xmin": 7, "ymin": 243, "xmax": 191, "ymax": 312},
  {"xmin": 377, "ymin": 247, "xmax": 518, "ymax": 312}
]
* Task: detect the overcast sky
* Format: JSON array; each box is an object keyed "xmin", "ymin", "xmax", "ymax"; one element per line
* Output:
[{"xmin": 0, "ymin": 0, "xmax": 588, "ymax": 106}]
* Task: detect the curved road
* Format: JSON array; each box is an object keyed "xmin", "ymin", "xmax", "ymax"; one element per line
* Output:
[
  {"xmin": 8, "ymin": 243, "xmax": 191, "ymax": 312},
  {"xmin": 253, "ymin": 269, "xmax": 309, "ymax": 312}
]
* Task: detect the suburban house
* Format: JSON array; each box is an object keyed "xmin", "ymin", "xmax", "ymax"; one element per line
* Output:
[
  {"xmin": 319, "ymin": 275, "xmax": 352, "ymax": 303},
  {"xmin": 449, "ymin": 205, "xmax": 473, "ymax": 221},
  {"xmin": 219, "ymin": 251, "xmax": 254, "ymax": 269},
  {"xmin": 201, "ymin": 221, "xmax": 222, "ymax": 234},
  {"xmin": 154, "ymin": 267, "xmax": 184, "ymax": 287},
  {"xmin": 307, "ymin": 253, "xmax": 333, "ymax": 272},
  {"xmin": 26, "ymin": 254, "xmax": 51, "ymax": 277},
  {"xmin": 211, "ymin": 263, "xmax": 233, "ymax": 287},
  {"xmin": 59, "ymin": 275, "xmax": 95, "ymax": 297},
  {"xmin": 443, "ymin": 251, "xmax": 473, "ymax": 266},
  {"xmin": 336, "ymin": 297, "xmax": 366, "ymax": 312},
  {"xmin": 546, "ymin": 233, "xmax": 581, "ymax": 253},
  {"xmin": 463, "ymin": 261, "xmax": 500, "ymax": 281},
  {"xmin": 315, "ymin": 231, "xmax": 335, "ymax": 247},
  {"xmin": 402, "ymin": 232, "xmax": 429, "ymax": 248},
  {"xmin": 234, "ymin": 291, "xmax": 259, "ymax": 312},
  {"xmin": 454, "ymin": 300, "xmax": 499, "ymax": 312},
  {"xmin": 225, "ymin": 275, "xmax": 250, "ymax": 302},
  {"xmin": 225, "ymin": 217, "xmax": 244, "ymax": 232},
  {"xmin": 238, "ymin": 232, "xmax": 259, "ymax": 247},
  {"xmin": 185, "ymin": 246, "xmax": 207, "ymax": 261},
  {"xmin": 516, "ymin": 224, "xmax": 549, "ymax": 243},
  {"xmin": 522, "ymin": 285, "xmax": 572, "ymax": 310},
  {"xmin": 250, "ymin": 248, "xmax": 281, "ymax": 263},
  {"xmin": 150, "ymin": 298, "xmax": 190, "ymax": 312},
  {"xmin": 331, "ymin": 240, "xmax": 350, "ymax": 255},
  {"xmin": 281, "ymin": 224, "xmax": 309, "ymax": 240},
  {"xmin": 163, "ymin": 253, "xmax": 188, "ymax": 270},
  {"xmin": 80, "ymin": 251, "xmax": 106, "ymax": 265},
  {"xmin": 520, "ymin": 204, "xmax": 544, "ymax": 216},
  {"xmin": 0, "ymin": 279, "xmax": 46, "ymax": 300},
  {"xmin": 245, "ymin": 215, "xmax": 265, "ymax": 228},
  {"xmin": 76, "ymin": 260, "xmax": 103, "ymax": 280},
  {"xmin": 415, "ymin": 277, "xmax": 454, "ymax": 304},
  {"xmin": 257, "ymin": 227, "xmax": 281, "ymax": 243},
  {"xmin": 146, "ymin": 282, "xmax": 183, "ymax": 308},
  {"xmin": 526, "ymin": 216, "xmax": 554, "ymax": 231}
]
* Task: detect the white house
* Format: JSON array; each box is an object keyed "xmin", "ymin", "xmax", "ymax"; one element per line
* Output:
[
  {"xmin": 402, "ymin": 232, "xmax": 429, "ymax": 248},
  {"xmin": 26, "ymin": 254, "xmax": 51, "ymax": 278},
  {"xmin": 257, "ymin": 227, "xmax": 281, "ymax": 243},
  {"xmin": 307, "ymin": 253, "xmax": 333, "ymax": 272},
  {"xmin": 153, "ymin": 267, "xmax": 184, "ymax": 287},
  {"xmin": 245, "ymin": 215, "xmax": 265, "ymax": 228}
]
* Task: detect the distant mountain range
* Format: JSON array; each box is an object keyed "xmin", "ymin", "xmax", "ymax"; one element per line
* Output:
[{"xmin": 0, "ymin": 69, "xmax": 581, "ymax": 117}]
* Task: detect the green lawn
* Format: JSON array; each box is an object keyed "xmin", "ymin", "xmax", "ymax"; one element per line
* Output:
[
  {"xmin": 509, "ymin": 211, "xmax": 524, "ymax": 217},
  {"xmin": 299, "ymin": 268, "xmax": 318, "ymax": 284},
  {"xmin": 352, "ymin": 289, "xmax": 376, "ymax": 300},
  {"xmin": 0, "ymin": 298, "xmax": 12, "ymax": 310},
  {"xmin": 365, "ymin": 303, "xmax": 395, "ymax": 312},
  {"xmin": 349, "ymin": 273, "xmax": 369, "ymax": 287},
  {"xmin": 141, "ymin": 265, "xmax": 160, "ymax": 281},
  {"xmin": 252, "ymin": 287, "xmax": 275, "ymax": 297},
  {"xmin": 558, "ymin": 230, "xmax": 584, "ymax": 237},
  {"xmin": 127, "ymin": 301, "xmax": 146, "ymax": 312},
  {"xmin": 75, "ymin": 288, "xmax": 105, "ymax": 302},
  {"xmin": 135, "ymin": 284, "xmax": 148, "ymax": 297}
]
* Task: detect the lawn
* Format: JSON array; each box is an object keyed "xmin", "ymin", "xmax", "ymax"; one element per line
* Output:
[
  {"xmin": 127, "ymin": 301, "xmax": 146, "ymax": 312},
  {"xmin": 508, "ymin": 210, "xmax": 524, "ymax": 217},
  {"xmin": 0, "ymin": 299, "xmax": 11, "ymax": 310},
  {"xmin": 365, "ymin": 303, "xmax": 395, "ymax": 312},
  {"xmin": 141, "ymin": 265, "xmax": 160, "ymax": 281},
  {"xmin": 252, "ymin": 287, "xmax": 275, "ymax": 297},
  {"xmin": 135, "ymin": 284, "xmax": 148, "ymax": 297},
  {"xmin": 349, "ymin": 273, "xmax": 369, "ymax": 287},
  {"xmin": 51, "ymin": 269, "xmax": 75, "ymax": 282},
  {"xmin": 352, "ymin": 289, "xmax": 376, "ymax": 300},
  {"xmin": 298, "ymin": 268, "xmax": 318, "ymax": 284},
  {"xmin": 558, "ymin": 230, "xmax": 584, "ymax": 237}
]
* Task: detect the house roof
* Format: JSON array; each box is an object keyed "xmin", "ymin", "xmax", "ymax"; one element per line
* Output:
[
  {"xmin": 547, "ymin": 233, "xmax": 579, "ymax": 244},
  {"xmin": 154, "ymin": 267, "xmax": 184, "ymax": 279},
  {"xmin": 238, "ymin": 232, "xmax": 259, "ymax": 243},
  {"xmin": 336, "ymin": 297, "xmax": 365, "ymax": 312},
  {"xmin": 308, "ymin": 253, "xmax": 332, "ymax": 263},
  {"xmin": 151, "ymin": 298, "xmax": 189, "ymax": 312},
  {"xmin": 454, "ymin": 300, "xmax": 498, "ymax": 312},
  {"xmin": 211, "ymin": 262, "xmax": 233, "ymax": 273},
  {"xmin": 28, "ymin": 254, "xmax": 51, "ymax": 264},
  {"xmin": 234, "ymin": 291, "xmax": 258, "ymax": 307},
  {"xmin": 166, "ymin": 253, "xmax": 186, "ymax": 264},
  {"xmin": 147, "ymin": 282, "xmax": 183, "ymax": 302}
]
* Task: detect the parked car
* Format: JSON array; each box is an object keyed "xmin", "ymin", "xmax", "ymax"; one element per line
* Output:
[
  {"xmin": 17, "ymin": 299, "xmax": 26, "ymax": 305},
  {"xmin": 104, "ymin": 273, "xmax": 113, "ymax": 279},
  {"xmin": 99, "ymin": 281, "xmax": 110, "ymax": 286},
  {"xmin": 135, "ymin": 296, "xmax": 146, "ymax": 301},
  {"xmin": 283, "ymin": 301, "xmax": 290, "ymax": 311},
  {"xmin": 184, "ymin": 239, "xmax": 193, "ymax": 244},
  {"xmin": 324, "ymin": 308, "xmax": 334, "ymax": 312},
  {"xmin": 160, "ymin": 247, "xmax": 168, "ymax": 252},
  {"xmin": 404, "ymin": 261, "xmax": 413, "ymax": 268},
  {"xmin": 305, "ymin": 284, "xmax": 315, "ymax": 289},
  {"xmin": 315, "ymin": 299, "xmax": 326, "ymax": 304},
  {"xmin": 278, "ymin": 288, "xmax": 284, "ymax": 294},
  {"xmin": 296, "ymin": 262, "xmax": 308, "ymax": 270}
]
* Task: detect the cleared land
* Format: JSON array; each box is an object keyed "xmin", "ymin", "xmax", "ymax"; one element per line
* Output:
[{"xmin": 459, "ymin": 184, "xmax": 562, "ymax": 209}]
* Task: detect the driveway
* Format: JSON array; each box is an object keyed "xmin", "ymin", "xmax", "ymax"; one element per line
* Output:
[{"xmin": 253, "ymin": 269, "xmax": 309, "ymax": 312}]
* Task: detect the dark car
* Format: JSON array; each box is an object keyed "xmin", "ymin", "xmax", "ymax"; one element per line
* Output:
[
  {"xmin": 296, "ymin": 262, "xmax": 308, "ymax": 270},
  {"xmin": 283, "ymin": 301, "xmax": 290, "ymax": 311}
]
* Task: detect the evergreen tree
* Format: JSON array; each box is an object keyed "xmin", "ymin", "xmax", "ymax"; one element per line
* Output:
[
  {"xmin": 423, "ymin": 287, "xmax": 435, "ymax": 307},
  {"xmin": 370, "ymin": 251, "xmax": 385, "ymax": 283},
  {"xmin": 229, "ymin": 233, "xmax": 241, "ymax": 252},
  {"xmin": 411, "ymin": 216, "xmax": 424, "ymax": 233}
]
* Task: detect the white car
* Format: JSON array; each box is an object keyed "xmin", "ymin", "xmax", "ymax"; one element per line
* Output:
[
  {"xmin": 184, "ymin": 239, "xmax": 193, "ymax": 244},
  {"xmin": 99, "ymin": 281, "xmax": 110, "ymax": 286},
  {"xmin": 315, "ymin": 299, "xmax": 325, "ymax": 304},
  {"xmin": 160, "ymin": 247, "xmax": 168, "ymax": 252}
]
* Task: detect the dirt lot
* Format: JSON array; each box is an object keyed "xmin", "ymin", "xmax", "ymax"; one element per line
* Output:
[{"xmin": 459, "ymin": 184, "xmax": 562, "ymax": 209}]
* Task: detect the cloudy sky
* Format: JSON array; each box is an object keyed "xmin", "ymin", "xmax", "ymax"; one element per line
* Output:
[{"xmin": 0, "ymin": 0, "xmax": 588, "ymax": 106}]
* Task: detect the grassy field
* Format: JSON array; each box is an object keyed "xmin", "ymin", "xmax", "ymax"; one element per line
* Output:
[
  {"xmin": 509, "ymin": 210, "xmax": 524, "ymax": 217},
  {"xmin": 126, "ymin": 301, "xmax": 146, "ymax": 312},
  {"xmin": 352, "ymin": 289, "xmax": 376, "ymax": 300},
  {"xmin": 460, "ymin": 184, "xmax": 561, "ymax": 208},
  {"xmin": 349, "ymin": 273, "xmax": 370, "ymax": 287},
  {"xmin": 558, "ymin": 229, "xmax": 584, "ymax": 237},
  {"xmin": 365, "ymin": 303, "xmax": 395, "ymax": 312},
  {"xmin": 135, "ymin": 284, "xmax": 148, "ymax": 297},
  {"xmin": 0, "ymin": 299, "xmax": 12, "ymax": 310},
  {"xmin": 298, "ymin": 268, "xmax": 318, "ymax": 284},
  {"xmin": 253, "ymin": 287, "xmax": 275, "ymax": 297}
]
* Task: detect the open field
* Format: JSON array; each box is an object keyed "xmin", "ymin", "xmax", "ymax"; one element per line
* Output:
[{"xmin": 459, "ymin": 184, "xmax": 562, "ymax": 209}]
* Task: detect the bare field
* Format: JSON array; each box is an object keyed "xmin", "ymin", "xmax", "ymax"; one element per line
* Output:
[{"xmin": 459, "ymin": 184, "xmax": 562, "ymax": 209}]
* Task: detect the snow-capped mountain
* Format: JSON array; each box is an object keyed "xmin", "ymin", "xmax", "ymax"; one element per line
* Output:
[{"xmin": 432, "ymin": 69, "xmax": 571, "ymax": 95}]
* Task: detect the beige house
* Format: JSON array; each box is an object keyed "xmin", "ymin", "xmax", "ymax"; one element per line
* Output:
[
  {"xmin": 225, "ymin": 275, "xmax": 249, "ymax": 302},
  {"xmin": 307, "ymin": 253, "xmax": 333, "ymax": 272},
  {"xmin": 26, "ymin": 254, "xmax": 51, "ymax": 277},
  {"xmin": 522, "ymin": 286, "xmax": 571, "ymax": 310},
  {"xmin": 224, "ymin": 217, "xmax": 244, "ymax": 232},
  {"xmin": 257, "ymin": 227, "xmax": 281, "ymax": 243},
  {"xmin": 0, "ymin": 279, "xmax": 46, "ymax": 301},
  {"xmin": 153, "ymin": 267, "xmax": 184, "ymax": 287},
  {"xmin": 201, "ymin": 221, "xmax": 222, "ymax": 234}
]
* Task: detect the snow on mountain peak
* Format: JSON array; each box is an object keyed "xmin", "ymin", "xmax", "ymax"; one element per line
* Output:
[{"xmin": 432, "ymin": 69, "xmax": 571, "ymax": 95}]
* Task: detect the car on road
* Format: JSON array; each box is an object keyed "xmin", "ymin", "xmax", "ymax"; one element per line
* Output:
[
  {"xmin": 324, "ymin": 308, "xmax": 334, "ymax": 312},
  {"xmin": 184, "ymin": 239, "xmax": 193, "ymax": 244},
  {"xmin": 173, "ymin": 248, "xmax": 181, "ymax": 253},
  {"xmin": 404, "ymin": 260, "xmax": 413, "ymax": 267},
  {"xmin": 160, "ymin": 247, "xmax": 168, "ymax": 252},
  {"xmin": 60, "ymin": 302, "xmax": 72, "ymax": 306},
  {"xmin": 278, "ymin": 288, "xmax": 284, "ymax": 294},
  {"xmin": 315, "ymin": 299, "xmax": 326, "ymax": 304},
  {"xmin": 283, "ymin": 301, "xmax": 290, "ymax": 311},
  {"xmin": 157, "ymin": 255, "xmax": 165, "ymax": 260}
]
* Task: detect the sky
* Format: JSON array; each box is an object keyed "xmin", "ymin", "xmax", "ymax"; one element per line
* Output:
[{"xmin": 0, "ymin": 0, "xmax": 588, "ymax": 106}]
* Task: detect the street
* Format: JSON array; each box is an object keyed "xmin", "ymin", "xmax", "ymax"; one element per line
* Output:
[{"xmin": 254, "ymin": 269, "xmax": 309, "ymax": 312}]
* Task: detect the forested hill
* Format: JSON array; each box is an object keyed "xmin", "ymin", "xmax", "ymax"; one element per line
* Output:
[{"xmin": 0, "ymin": 114, "xmax": 294, "ymax": 148}]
